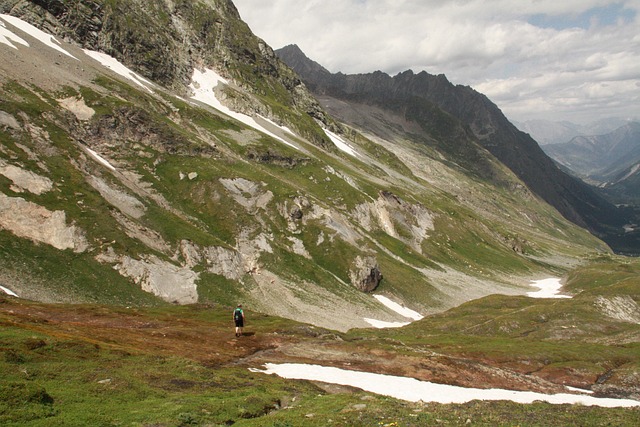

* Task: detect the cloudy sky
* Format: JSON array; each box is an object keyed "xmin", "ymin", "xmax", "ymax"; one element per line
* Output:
[{"xmin": 233, "ymin": 0, "xmax": 640, "ymax": 125}]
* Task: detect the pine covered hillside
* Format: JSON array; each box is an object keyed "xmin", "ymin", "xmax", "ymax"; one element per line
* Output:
[{"xmin": 0, "ymin": 0, "xmax": 609, "ymax": 332}]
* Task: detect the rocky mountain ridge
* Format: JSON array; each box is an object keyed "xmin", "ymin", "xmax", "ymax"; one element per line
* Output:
[
  {"xmin": 0, "ymin": 2, "xmax": 610, "ymax": 331},
  {"xmin": 516, "ymin": 117, "xmax": 636, "ymax": 146},
  {"xmin": 1, "ymin": 0, "xmax": 336, "ymax": 148},
  {"xmin": 1, "ymin": 4, "xmax": 640, "ymax": 424},
  {"xmin": 276, "ymin": 44, "xmax": 640, "ymax": 254}
]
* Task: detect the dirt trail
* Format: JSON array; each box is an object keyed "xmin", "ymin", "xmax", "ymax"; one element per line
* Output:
[{"xmin": 0, "ymin": 297, "xmax": 578, "ymax": 397}]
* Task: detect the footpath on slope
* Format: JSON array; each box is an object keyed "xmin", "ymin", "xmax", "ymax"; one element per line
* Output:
[{"xmin": 1, "ymin": 296, "xmax": 617, "ymax": 403}]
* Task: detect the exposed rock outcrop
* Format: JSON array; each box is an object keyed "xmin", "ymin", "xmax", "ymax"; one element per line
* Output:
[
  {"xmin": 0, "ymin": 159, "xmax": 53, "ymax": 195},
  {"xmin": 0, "ymin": 194, "xmax": 88, "ymax": 252},
  {"xmin": 350, "ymin": 256, "xmax": 383, "ymax": 293},
  {"xmin": 2, "ymin": 0, "xmax": 334, "ymax": 149},
  {"xmin": 114, "ymin": 254, "xmax": 199, "ymax": 304}
]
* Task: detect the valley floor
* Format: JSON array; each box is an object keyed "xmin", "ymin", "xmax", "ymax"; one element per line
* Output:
[{"xmin": 1, "ymin": 296, "xmax": 639, "ymax": 425}]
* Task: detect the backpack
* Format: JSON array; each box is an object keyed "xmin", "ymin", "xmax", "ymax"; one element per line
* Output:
[{"xmin": 234, "ymin": 308, "xmax": 242, "ymax": 321}]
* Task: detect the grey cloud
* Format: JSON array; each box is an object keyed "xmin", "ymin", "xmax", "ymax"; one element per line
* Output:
[{"xmin": 235, "ymin": 0, "xmax": 640, "ymax": 123}]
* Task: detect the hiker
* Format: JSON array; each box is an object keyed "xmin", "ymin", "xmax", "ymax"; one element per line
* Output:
[{"xmin": 233, "ymin": 304, "xmax": 245, "ymax": 337}]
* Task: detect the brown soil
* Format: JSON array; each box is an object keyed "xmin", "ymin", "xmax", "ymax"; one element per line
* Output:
[{"xmin": 0, "ymin": 297, "xmax": 590, "ymax": 399}]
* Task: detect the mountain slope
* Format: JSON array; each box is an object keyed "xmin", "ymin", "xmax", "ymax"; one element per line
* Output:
[
  {"xmin": 0, "ymin": 3, "xmax": 609, "ymax": 332},
  {"xmin": 276, "ymin": 44, "xmax": 638, "ymax": 254},
  {"xmin": 1, "ymin": 0, "xmax": 335, "ymax": 149}
]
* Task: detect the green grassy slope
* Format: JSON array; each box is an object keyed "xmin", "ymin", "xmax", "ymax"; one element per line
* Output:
[{"xmin": 1, "ymin": 254, "xmax": 639, "ymax": 426}]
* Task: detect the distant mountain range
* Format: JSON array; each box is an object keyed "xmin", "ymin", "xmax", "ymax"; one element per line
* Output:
[
  {"xmin": 515, "ymin": 118, "xmax": 636, "ymax": 146},
  {"xmin": 542, "ymin": 122, "xmax": 640, "ymax": 205}
]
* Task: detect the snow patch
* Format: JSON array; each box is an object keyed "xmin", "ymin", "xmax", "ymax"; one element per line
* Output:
[
  {"xmin": 364, "ymin": 295, "xmax": 423, "ymax": 328},
  {"xmin": 565, "ymin": 385, "xmax": 594, "ymax": 394},
  {"xmin": 188, "ymin": 68, "xmax": 298, "ymax": 150},
  {"xmin": 83, "ymin": 49, "xmax": 154, "ymax": 93},
  {"xmin": 252, "ymin": 363, "xmax": 640, "ymax": 408},
  {"xmin": 0, "ymin": 14, "xmax": 76, "ymax": 59},
  {"xmin": 375, "ymin": 295, "xmax": 423, "ymax": 320},
  {"xmin": 363, "ymin": 318, "xmax": 410, "ymax": 328},
  {"xmin": 323, "ymin": 128, "xmax": 359, "ymax": 157},
  {"xmin": 527, "ymin": 278, "xmax": 571, "ymax": 299},
  {"xmin": 0, "ymin": 285, "xmax": 18, "ymax": 297},
  {"xmin": 85, "ymin": 147, "xmax": 116, "ymax": 171},
  {"xmin": 0, "ymin": 17, "xmax": 29, "ymax": 49}
]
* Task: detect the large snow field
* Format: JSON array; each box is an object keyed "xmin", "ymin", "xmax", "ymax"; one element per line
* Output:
[{"xmin": 252, "ymin": 363, "xmax": 640, "ymax": 408}]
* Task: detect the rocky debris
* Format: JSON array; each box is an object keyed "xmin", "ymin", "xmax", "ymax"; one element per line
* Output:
[
  {"xmin": 305, "ymin": 203, "xmax": 362, "ymax": 246},
  {"xmin": 179, "ymin": 171, "xmax": 198, "ymax": 180},
  {"xmin": 247, "ymin": 269, "xmax": 379, "ymax": 332},
  {"xmin": 57, "ymin": 96, "xmax": 95, "ymax": 121},
  {"xmin": 350, "ymin": 256, "xmax": 383, "ymax": 293},
  {"xmin": 85, "ymin": 106, "xmax": 216, "ymax": 157},
  {"xmin": 110, "ymin": 253, "xmax": 198, "ymax": 304},
  {"xmin": 0, "ymin": 193, "xmax": 88, "ymax": 252},
  {"xmin": 0, "ymin": 160, "xmax": 53, "ymax": 195},
  {"xmin": 112, "ymin": 211, "xmax": 171, "ymax": 255},
  {"xmin": 178, "ymin": 233, "xmax": 272, "ymax": 282},
  {"xmin": 289, "ymin": 206, "xmax": 303, "ymax": 220},
  {"xmin": 0, "ymin": 110, "xmax": 20, "ymax": 129},
  {"xmin": 353, "ymin": 191, "xmax": 434, "ymax": 253},
  {"xmin": 178, "ymin": 240, "xmax": 243, "ymax": 281},
  {"xmin": 86, "ymin": 175, "xmax": 146, "ymax": 219},
  {"xmin": 246, "ymin": 149, "xmax": 310, "ymax": 168},
  {"xmin": 595, "ymin": 296, "xmax": 640, "ymax": 324},
  {"xmin": 220, "ymin": 177, "xmax": 273, "ymax": 213},
  {"xmin": 288, "ymin": 236, "xmax": 311, "ymax": 259},
  {"xmin": 278, "ymin": 44, "xmax": 638, "ymax": 254},
  {"xmin": 3, "ymin": 0, "xmax": 332, "ymax": 149}
]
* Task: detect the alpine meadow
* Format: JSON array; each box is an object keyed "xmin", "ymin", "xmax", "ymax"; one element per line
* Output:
[{"xmin": 0, "ymin": 1, "xmax": 639, "ymax": 425}]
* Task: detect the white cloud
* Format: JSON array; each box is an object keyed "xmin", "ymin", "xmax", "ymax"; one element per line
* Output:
[{"xmin": 234, "ymin": 0, "xmax": 640, "ymax": 124}]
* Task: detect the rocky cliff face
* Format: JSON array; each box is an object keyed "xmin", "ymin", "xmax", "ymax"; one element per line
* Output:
[
  {"xmin": 276, "ymin": 44, "xmax": 639, "ymax": 254},
  {"xmin": 1, "ymin": 0, "xmax": 333, "ymax": 148}
]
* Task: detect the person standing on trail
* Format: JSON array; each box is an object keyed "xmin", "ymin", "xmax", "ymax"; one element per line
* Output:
[{"xmin": 233, "ymin": 304, "xmax": 245, "ymax": 337}]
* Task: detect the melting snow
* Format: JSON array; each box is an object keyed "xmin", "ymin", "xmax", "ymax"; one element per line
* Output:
[
  {"xmin": 0, "ymin": 17, "xmax": 29, "ymax": 49},
  {"xmin": 251, "ymin": 363, "xmax": 640, "ymax": 408},
  {"xmin": 365, "ymin": 295, "xmax": 424, "ymax": 328},
  {"xmin": 374, "ymin": 295, "xmax": 424, "ymax": 320},
  {"xmin": 323, "ymin": 128, "xmax": 359, "ymax": 157},
  {"xmin": 83, "ymin": 49, "xmax": 154, "ymax": 93},
  {"xmin": 259, "ymin": 115, "xmax": 296, "ymax": 135},
  {"xmin": 363, "ymin": 318, "xmax": 411, "ymax": 328},
  {"xmin": 189, "ymin": 68, "xmax": 298, "ymax": 150},
  {"xmin": 0, "ymin": 14, "xmax": 76, "ymax": 59},
  {"xmin": 527, "ymin": 278, "xmax": 571, "ymax": 299},
  {"xmin": 85, "ymin": 147, "xmax": 116, "ymax": 171},
  {"xmin": 0, "ymin": 285, "xmax": 18, "ymax": 297}
]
